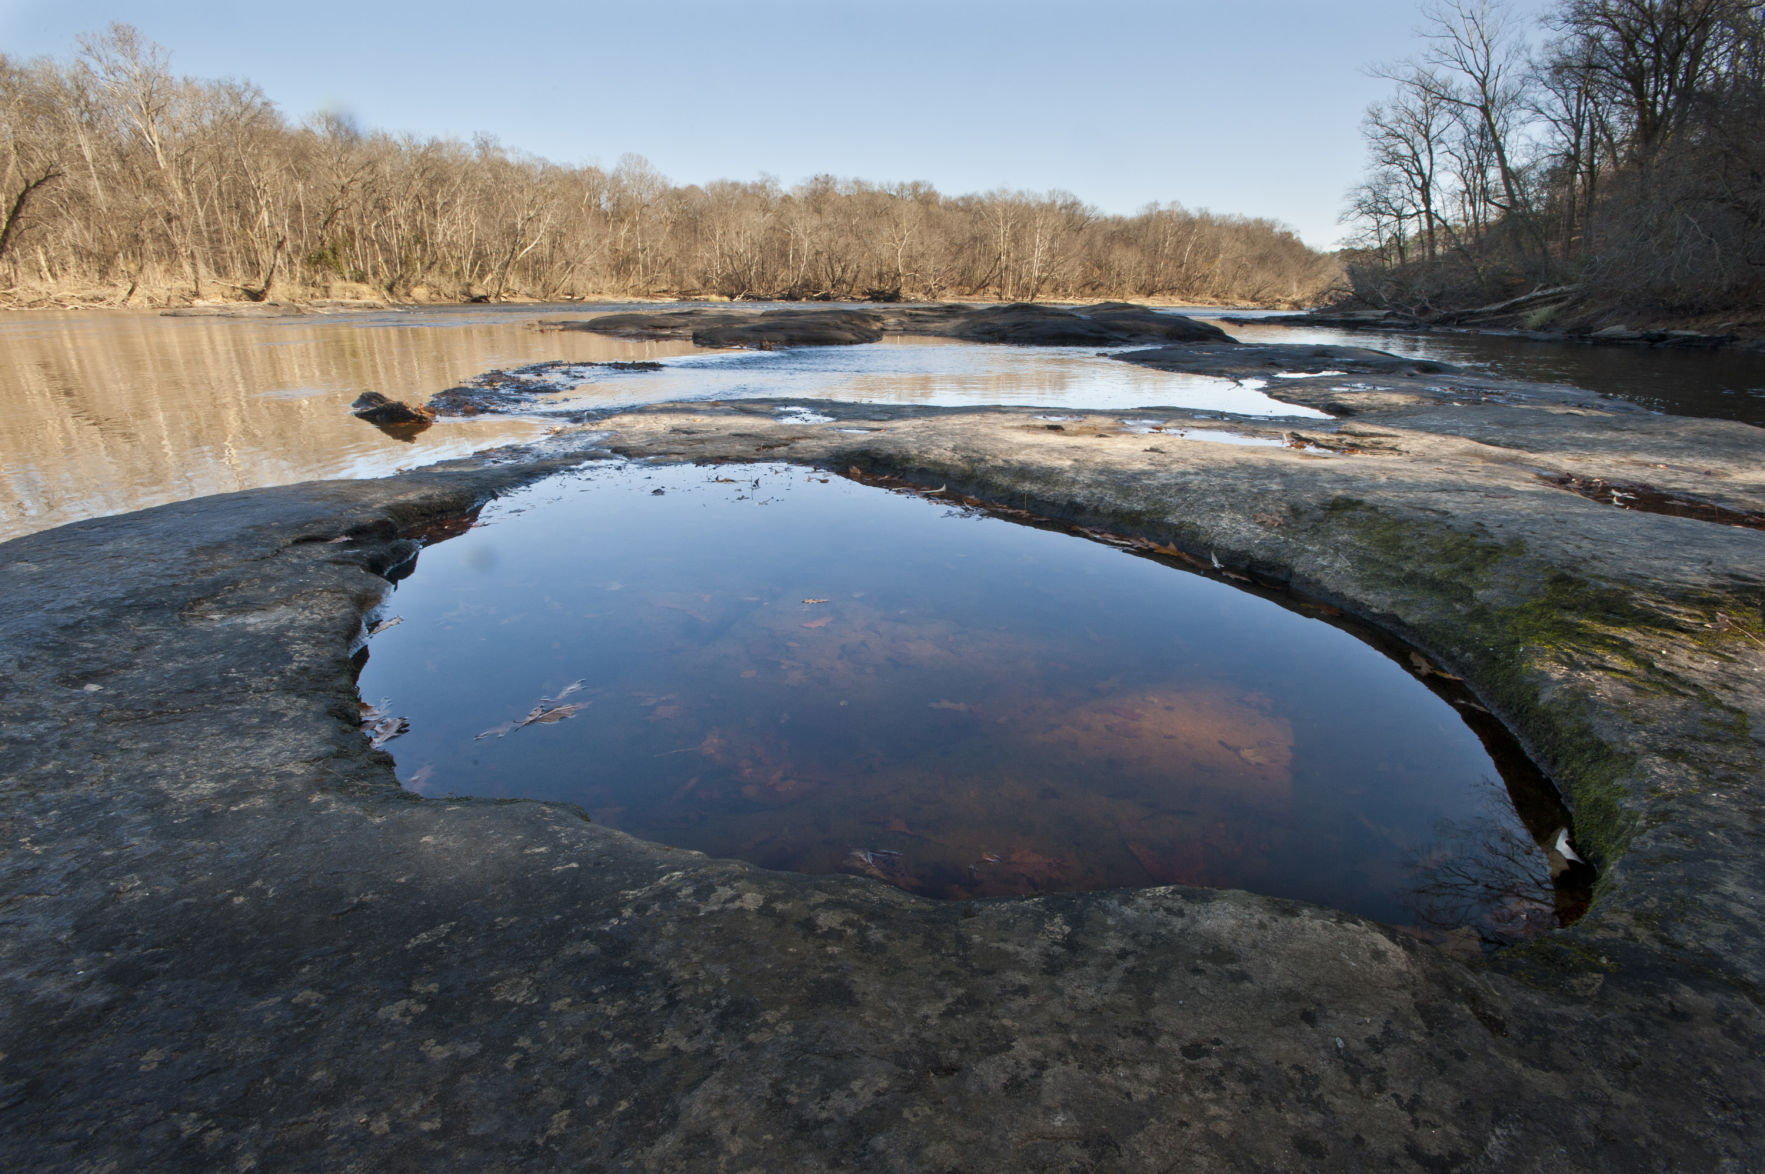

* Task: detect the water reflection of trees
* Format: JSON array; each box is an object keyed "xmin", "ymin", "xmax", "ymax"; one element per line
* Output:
[{"xmin": 1402, "ymin": 777, "xmax": 1592, "ymax": 948}]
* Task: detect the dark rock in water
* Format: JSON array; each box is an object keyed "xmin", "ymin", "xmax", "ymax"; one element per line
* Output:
[
  {"xmin": 692, "ymin": 309, "xmax": 886, "ymax": 348},
  {"xmin": 566, "ymin": 308, "xmax": 887, "ymax": 348},
  {"xmin": 350, "ymin": 392, "xmax": 435, "ymax": 431},
  {"xmin": 423, "ymin": 359, "xmax": 663, "ymax": 417},
  {"xmin": 936, "ymin": 302, "xmax": 1231, "ymax": 346},
  {"xmin": 553, "ymin": 301, "xmax": 1230, "ymax": 350}
]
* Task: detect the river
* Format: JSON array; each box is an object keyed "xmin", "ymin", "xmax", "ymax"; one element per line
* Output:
[{"xmin": 2, "ymin": 302, "xmax": 1760, "ymax": 542}]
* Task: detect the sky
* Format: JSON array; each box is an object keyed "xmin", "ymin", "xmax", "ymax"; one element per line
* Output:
[{"xmin": 0, "ymin": 0, "xmax": 1550, "ymax": 250}]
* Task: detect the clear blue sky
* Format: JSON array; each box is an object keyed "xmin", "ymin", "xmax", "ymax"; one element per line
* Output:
[{"xmin": 0, "ymin": 0, "xmax": 1548, "ymax": 249}]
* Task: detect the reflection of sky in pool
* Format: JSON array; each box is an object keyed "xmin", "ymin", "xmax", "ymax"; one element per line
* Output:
[{"xmin": 359, "ymin": 461, "xmax": 1580, "ymax": 943}]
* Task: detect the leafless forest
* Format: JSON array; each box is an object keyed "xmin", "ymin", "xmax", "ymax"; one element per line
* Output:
[
  {"xmin": 1344, "ymin": 0, "xmax": 1765, "ymax": 318},
  {"xmin": 0, "ymin": 26, "xmax": 1339, "ymax": 310}
]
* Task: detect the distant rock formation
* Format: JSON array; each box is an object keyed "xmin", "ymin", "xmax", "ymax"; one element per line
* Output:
[{"xmin": 552, "ymin": 301, "xmax": 1234, "ymax": 350}]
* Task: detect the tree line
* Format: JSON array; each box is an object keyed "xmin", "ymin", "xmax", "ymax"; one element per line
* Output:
[
  {"xmin": 0, "ymin": 26, "xmax": 1339, "ymax": 309},
  {"xmin": 1344, "ymin": 0, "xmax": 1765, "ymax": 317}
]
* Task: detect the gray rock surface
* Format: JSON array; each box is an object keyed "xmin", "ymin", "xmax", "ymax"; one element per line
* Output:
[{"xmin": 3, "ymin": 365, "xmax": 1763, "ymax": 1170}]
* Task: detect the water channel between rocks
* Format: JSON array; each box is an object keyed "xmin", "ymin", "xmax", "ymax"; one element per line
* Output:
[{"xmin": 356, "ymin": 461, "xmax": 1590, "ymax": 948}]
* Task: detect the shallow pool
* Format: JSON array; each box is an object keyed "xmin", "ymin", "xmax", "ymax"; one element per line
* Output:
[{"xmin": 356, "ymin": 461, "xmax": 1586, "ymax": 944}]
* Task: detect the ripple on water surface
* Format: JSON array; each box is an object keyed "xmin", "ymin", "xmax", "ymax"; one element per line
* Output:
[{"xmin": 358, "ymin": 462, "xmax": 1584, "ymax": 946}]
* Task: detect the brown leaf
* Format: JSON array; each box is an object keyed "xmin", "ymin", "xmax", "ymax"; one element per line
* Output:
[
  {"xmin": 801, "ymin": 616, "xmax": 833, "ymax": 629},
  {"xmin": 366, "ymin": 715, "xmax": 409, "ymax": 748}
]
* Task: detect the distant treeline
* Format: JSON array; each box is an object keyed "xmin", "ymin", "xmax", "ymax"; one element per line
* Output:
[
  {"xmin": 0, "ymin": 26, "xmax": 1340, "ymax": 309},
  {"xmin": 1343, "ymin": 0, "xmax": 1765, "ymax": 320}
]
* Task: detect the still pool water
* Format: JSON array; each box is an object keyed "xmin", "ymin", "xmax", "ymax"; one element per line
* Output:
[{"xmin": 356, "ymin": 461, "xmax": 1586, "ymax": 944}]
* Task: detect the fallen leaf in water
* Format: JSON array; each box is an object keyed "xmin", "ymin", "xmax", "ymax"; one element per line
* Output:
[
  {"xmin": 480, "ymin": 700, "xmax": 582, "ymax": 738},
  {"xmin": 407, "ymin": 764, "xmax": 434, "ymax": 788},
  {"xmin": 369, "ymin": 616, "xmax": 403, "ymax": 636},
  {"xmin": 802, "ymin": 598, "xmax": 829, "ymax": 605},
  {"xmin": 545, "ymin": 679, "xmax": 587, "ymax": 702},
  {"xmin": 647, "ymin": 705, "xmax": 683, "ymax": 721},
  {"xmin": 740, "ymin": 669, "xmax": 759, "ymax": 679},
  {"xmin": 366, "ymin": 715, "xmax": 409, "ymax": 749},
  {"xmin": 801, "ymin": 616, "xmax": 833, "ymax": 629},
  {"xmin": 929, "ymin": 700, "xmax": 970, "ymax": 712}
]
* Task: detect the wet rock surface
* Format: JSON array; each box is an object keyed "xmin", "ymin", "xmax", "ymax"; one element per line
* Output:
[
  {"xmin": 3, "ymin": 363, "xmax": 1764, "ymax": 1169},
  {"xmin": 553, "ymin": 300, "xmax": 1233, "ymax": 349},
  {"xmin": 425, "ymin": 359, "xmax": 666, "ymax": 416}
]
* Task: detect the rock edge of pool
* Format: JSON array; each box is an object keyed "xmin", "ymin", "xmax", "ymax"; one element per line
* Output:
[{"xmin": 3, "ymin": 371, "xmax": 1763, "ymax": 1170}]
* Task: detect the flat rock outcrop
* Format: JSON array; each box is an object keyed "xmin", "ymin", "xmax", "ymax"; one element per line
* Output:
[{"xmin": 3, "ymin": 362, "xmax": 1763, "ymax": 1170}]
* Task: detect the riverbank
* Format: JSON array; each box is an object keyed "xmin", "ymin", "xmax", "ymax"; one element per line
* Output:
[
  {"xmin": 0, "ymin": 287, "xmax": 1293, "ymax": 316},
  {"xmin": 2, "ymin": 347, "xmax": 1761, "ymax": 1168}
]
